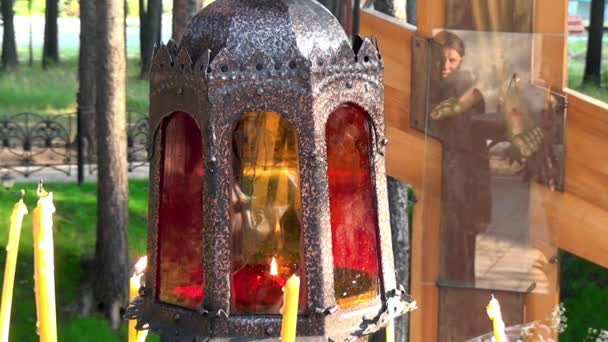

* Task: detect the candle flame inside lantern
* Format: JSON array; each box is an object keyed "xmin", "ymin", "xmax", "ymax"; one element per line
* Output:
[
  {"xmin": 134, "ymin": 256, "xmax": 148, "ymax": 275},
  {"xmin": 270, "ymin": 257, "xmax": 278, "ymax": 276}
]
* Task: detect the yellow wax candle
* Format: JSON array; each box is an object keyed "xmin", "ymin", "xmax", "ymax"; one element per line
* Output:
[
  {"xmin": 280, "ymin": 273, "xmax": 300, "ymax": 342},
  {"xmin": 0, "ymin": 190, "xmax": 28, "ymax": 342},
  {"xmin": 486, "ymin": 295, "xmax": 505, "ymax": 342},
  {"xmin": 32, "ymin": 183, "xmax": 57, "ymax": 342},
  {"xmin": 128, "ymin": 257, "xmax": 148, "ymax": 342},
  {"xmin": 385, "ymin": 319, "xmax": 394, "ymax": 342}
]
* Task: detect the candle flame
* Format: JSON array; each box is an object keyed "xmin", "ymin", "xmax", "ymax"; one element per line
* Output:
[
  {"xmin": 486, "ymin": 294, "xmax": 502, "ymax": 320},
  {"xmin": 270, "ymin": 257, "xmax": 278, "ymax": 276},
  {"xmin": 134, "ymin": 256, "xmax": 148, "ymax": 275}
]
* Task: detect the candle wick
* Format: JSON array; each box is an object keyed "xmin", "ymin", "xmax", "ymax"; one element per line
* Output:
[{"xmin": 37, "ymin": 180, "xmax": 45, "ymax": 196}]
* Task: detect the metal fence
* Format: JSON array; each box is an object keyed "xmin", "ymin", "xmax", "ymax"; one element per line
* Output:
[{"xmin": 0, "ymin": 111, "xmax": 149, "ymax": 179}]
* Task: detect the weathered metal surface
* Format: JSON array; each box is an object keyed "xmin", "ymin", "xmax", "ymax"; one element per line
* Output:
[{"xmin": 127, "ymin": 0, "xmax": 415, "ymax": 340}]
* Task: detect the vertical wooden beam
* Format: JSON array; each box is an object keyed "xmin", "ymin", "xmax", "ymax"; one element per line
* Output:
[
  {"xmin": 525, "ymin": 183, "xmax": 561, "ymax": 328},
  {"xmin": 361, "ymin": 7, "xmax": 445, "ymax": 340},
  {"xmin": 525, "ymin": 0, "xmax": 568, "ymax": 325},
  {"xmin": 382, "ymin": 125, "xmax": 442, "ymax": 342},
  {"xmin": 533, "ymin": 0, "xmax": 568, "ymax": 88},
  {"xmin": 411, "ymin": 1, "xmax": 445, "ymax": 342},
  {"xmin": 416, "ymin": 0, "xmax": 446, "ymax": 37}
]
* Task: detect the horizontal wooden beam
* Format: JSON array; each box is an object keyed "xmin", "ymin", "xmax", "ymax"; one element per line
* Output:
[
  {"xmin": 564, "ymin": 89, "xmax": 608, "ymax": 212},
  {"xmin": 554, "ymin": 189, "xmax": 608, "ymax": 269}
]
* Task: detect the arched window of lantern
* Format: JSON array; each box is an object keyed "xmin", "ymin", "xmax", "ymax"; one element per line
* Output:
[
  {"xmin": 229, "ymin": 110, "xmax": 306, "ymax": 314},
  {"xmin": 156, "ymin": 111, "xmax": 205, "ymax": 310},
  {"xmin": 326, "ymin": 103, "xmax": 381, "ymax": 309}
]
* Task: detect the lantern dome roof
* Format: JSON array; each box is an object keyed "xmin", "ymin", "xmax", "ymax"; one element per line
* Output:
[{"xmin": 181, "ymin": 0, "xmax": 349, "ymax": 64}]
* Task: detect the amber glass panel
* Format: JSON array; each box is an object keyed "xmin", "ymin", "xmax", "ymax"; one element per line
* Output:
[
  {"xmin": 230, "ymin": 111, "xmax": 305, "ymax": 314},
  {"xmin": 156, "ymin": 112, "xmax": 205, "ymax": 310},
  {"xmin": 326, "ymin": 104, "xmax": 380, "ymax": 309}
]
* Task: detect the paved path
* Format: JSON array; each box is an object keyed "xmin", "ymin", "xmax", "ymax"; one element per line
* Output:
[{"xmin": 4, "ymin": 164, "xmax": 149, "ymax": 184}]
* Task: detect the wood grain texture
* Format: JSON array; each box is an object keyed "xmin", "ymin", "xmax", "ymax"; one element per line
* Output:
[
  {"xmin": 383, "ymin": 95, "xmax": 442, "ymax": 342},
  {"xmin": 534, "ymin": 0, "xmax": 568, "ymax": 87},
  {"xmin": 361, "ymin": 10, "xmax": 415, "ymax": 132},
  {"xmin": 557, "ymin": 191, "xmax": 608, "ymax": 270},
  {"xmin": 565, "ymin": 89, "xmax": 608, "ymax": 211},
  {"xmin": 416, "ymin": 0, "xmax": 446, "ymax": 37},
  {"xmin": 525, "ymin": 183, "xmax": 561, "ymax": 323},
  {"xmin": 361, "ymin": 8, "xmax": 443, "ymax": 337}
]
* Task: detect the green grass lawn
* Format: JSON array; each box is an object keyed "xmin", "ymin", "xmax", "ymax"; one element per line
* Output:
[
  {"xmin": 567, "ymin": 39, "xmax": 608, "ymax": 102},
  {"xmin": 0, "ymin": 56, "xmax": 149, "ymax": 116},
  {"xmin": 0, "ymin": 180, "xmax": 159, "ymax": 341}
]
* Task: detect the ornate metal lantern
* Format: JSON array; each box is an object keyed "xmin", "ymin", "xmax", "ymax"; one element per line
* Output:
[{"xmin": 126, "ymin": 0, "xmax": 414, "ymax": 340}]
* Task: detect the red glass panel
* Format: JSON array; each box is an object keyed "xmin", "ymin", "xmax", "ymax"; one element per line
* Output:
[
  {"xmin": 156, "ymin": 112, "xmax": 205, "ymax": 310},
  {"xmin": 230, "ymin": 111, "xmax": 306, "ymax": 314},
  {"xmin": 326, "ymin": 104, "xmax": 380, "ymax": 308}
]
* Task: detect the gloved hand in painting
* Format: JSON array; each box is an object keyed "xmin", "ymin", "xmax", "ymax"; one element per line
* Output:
[
  {"xmin": 430, "ymin": 87, "xmax": 484, "ymax": 120},
  {"xmin": 511, "ymin": 126, "xmax": 543, "ymax": 160},
  {"xmin": 498, "ymin": 73, "xmax": 544, "ymax": 161}
]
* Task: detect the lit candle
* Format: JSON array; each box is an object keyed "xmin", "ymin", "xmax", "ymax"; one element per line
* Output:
[
  {"xmin": 486, "ymin": 294, "xmax": 506, "ymax": 342},
  {"xmin": 232, "ymin": 258, "xmax": 286, "ymax": 313},
  {"xmin": 385, "ymin": 319, "xmax": 394, "ymax": 342},
  {"xmin": 32, "ymin": 182, "xmax": 57, "ymax": 342},
  {"xmin": 129, "ymin": 257, "xmax": 148, "ymax": 342},
  {"xmin": 0, "ymin": 190, "xmax": 28, "ymax": 342},
  {"xmin": 280, "ymin": 273, "xmax": 300, "ymax": 342}
]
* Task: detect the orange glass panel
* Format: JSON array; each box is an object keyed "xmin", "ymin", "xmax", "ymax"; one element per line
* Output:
[
  {"xmin": 230, "ymin": 111, "xmax": 305, "ymax": 314},
  {"xmin": 156, "ymin": 112, "xmax": 205, "ymax": 310},
  {"xmin": 326, "ymin": 104, "xmax": 380, "ymax": 309}
]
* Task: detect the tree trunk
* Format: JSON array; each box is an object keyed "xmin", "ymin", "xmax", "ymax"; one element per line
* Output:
[
  {"xmin": 373, "ymin": 0, "xmax": 395, "ymax": 17},
  {"xmin": 140, "ymin": 0, "xmax": 163, "ymax": 78},
  {"xmin": 28, "ymin": 0, "xmax": 33, "ymax": 66},
  {"xmin": 78, "ymin": 0, "xmax": 97, "ymax": 162},
  {"xmin": 387, "ymin": 176, "xmax": 412, "ymax": 342},
  {"xmin": 583, "ymin": 0, "xmax": 605, "ymax": 85},
  {"xmin": 172, "ymin": 0, "xmax": 200, "ymax": 43},
  {"xmin": 139, "ymin": 0, "xmax": 147, "ymax": 66},
  {"xmin": 42, "ymin": 0, "xmax": 59, "ymax": 68},
  {"xmin": 1, "ymin": 0, "xmax": 19, "ymax": 69},
  {"xmin": 94, "ymin": 0, "xmax": 129, "ymax": 329},
  {"xmin": 370, "ymin": 177, "xmax": 412, "ymax": 342},
  {"xmin": 319, "ymin": 0, "xmax": 345, "ymax": 29},
  {"xmin": 406, "ymin": 0, "xmax": 416, "ymax": 26}
]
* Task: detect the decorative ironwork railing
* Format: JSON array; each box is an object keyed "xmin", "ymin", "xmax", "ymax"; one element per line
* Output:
[{"xmin": 0, "ymin": 111, "xmax": 149, "ymax": 178}]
